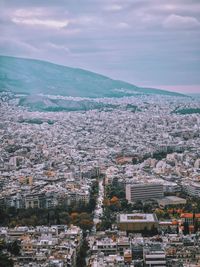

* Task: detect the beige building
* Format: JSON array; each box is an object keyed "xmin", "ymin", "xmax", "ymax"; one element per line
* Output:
[
  {"xmin": 158, "ymin": 196, "xmax": 186, "ymax": 208},
  {"xmin": 117, "ymin": 213, "xmax": 158, "ymax": 232}
]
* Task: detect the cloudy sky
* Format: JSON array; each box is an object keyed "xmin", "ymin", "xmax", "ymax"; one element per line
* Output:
[{"xmin": 0, "ymin": 0, "xmax": 200, "ymax": 93}]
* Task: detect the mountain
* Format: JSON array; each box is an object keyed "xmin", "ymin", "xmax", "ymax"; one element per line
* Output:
[{"xmin": 0, "ymin": 55, "xmax": 184, "ymax": 97}]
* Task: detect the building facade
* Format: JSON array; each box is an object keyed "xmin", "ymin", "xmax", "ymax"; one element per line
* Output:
[
  {"xmin": 117, "ymin": 213, "xmax": 159, "ymax": 232},
  {"xmin": 126, "ymin": 183, "xmax": 164, "ymax": 203}
]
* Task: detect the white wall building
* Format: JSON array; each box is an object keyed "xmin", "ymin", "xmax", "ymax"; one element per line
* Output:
[{"xmin": 126, "ymin": 183, "xmax": 164, "ymax": 203}]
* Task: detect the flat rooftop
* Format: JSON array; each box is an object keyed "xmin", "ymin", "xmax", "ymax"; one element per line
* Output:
[
  {"xmin": 158, "ymin": 196, "xmax": 186, "ymax": 205},
  {"xmin": 164, "ymin": 196, "xmax": 185, "ymax": 201},
  {"xmin": 119, "ymin": 213, "xmax": 157, "ymax": 223}
]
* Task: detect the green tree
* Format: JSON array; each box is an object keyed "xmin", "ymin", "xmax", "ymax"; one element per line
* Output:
[
  {"xmin": 183, "ymin": 221, "xmax": 190, "ymax": 235},
  {"xmin": 194, "ymin": 219, "xmax": 199, "ymax": 234},
  {"xmin": 7, "ymin": 240, "xmax": 21, "ymax": 256},
  {"xmin": 0, "ymin": 252, "xmax": 13, "ymax": 267},
  {"xmin": 59, "ymin": 212, "xmax": 70, "ymax": 224},
  {"xmin": 76, "ymin": 239, "xmax": 89, "ymax": 267}
]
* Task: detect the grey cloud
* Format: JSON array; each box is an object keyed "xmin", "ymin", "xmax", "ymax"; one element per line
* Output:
[{"xmin": 163, "ymin": 14, "xmax": 200, "ymax": 29}]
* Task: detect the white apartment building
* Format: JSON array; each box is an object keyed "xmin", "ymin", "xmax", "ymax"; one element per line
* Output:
[
  {"xmin": 182, "ymin": 181, "xmax": 200, "ymax": 198},
  {"xmin": 126, "ymin": 183, "xmax": 164, "ymax": 203},
  {"xmin": 143, "ymin": 244, "xmax": 166, "ymax": 267},
  {"xmin": 92, "ymin": 238, "xmax": 117, "ymax": 256}
]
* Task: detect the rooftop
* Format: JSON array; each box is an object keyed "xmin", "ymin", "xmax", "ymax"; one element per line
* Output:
[
  {"xmin": 119, "ymin": 213, "xmax": 157, "ymax": 223},
  {"xmin": 181, "ymin": 213, "xmax": 200, "ymax": 219}
]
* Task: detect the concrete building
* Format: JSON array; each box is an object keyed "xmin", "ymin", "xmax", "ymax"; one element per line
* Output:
[
  {"xmin": 92, "ymin": 238, "xmax": 117, "ymax": 256},
  {"xmin": 25, "ymin": 193, "xmax": 45, "ymax": 209},
  {"xmin": 117, "ymin": 236, "xmax": 130, "ymax": 256},
  {"xmin": 182, "ymin": 181, "xmax": 200, "ymax": 198},
  {"xmin": 158, "ymin": 196, "xmax": 186, "ymax": 208},
  {"xmin": 117, "ymin": 213, "xmax": 159, "ymax": 232},
  {"xmin": 143, "ymin": 243, "xmax": 166, "ymax": 267},
  {"xmin": 126, "ymin": 183, "xmax": 164, "ymax": 203}
]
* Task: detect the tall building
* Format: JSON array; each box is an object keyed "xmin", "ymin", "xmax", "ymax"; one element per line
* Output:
[{"xmin": 126, "ymin": 183, "xmax": 164, "ymax": 203}]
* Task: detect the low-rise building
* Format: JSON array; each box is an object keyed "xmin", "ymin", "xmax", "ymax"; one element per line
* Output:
[
  {"xmin": 158, "ymin": 196, "xmax": 186, "ymax": 208},
  {"xmin": 117, "ymin": 213, "xmax": 159, "ymax": 233}
]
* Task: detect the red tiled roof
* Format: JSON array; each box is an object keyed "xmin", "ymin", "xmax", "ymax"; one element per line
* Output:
[{"xmin": 180, "ymin": 213, "xmax": 200, "ymax": 219}]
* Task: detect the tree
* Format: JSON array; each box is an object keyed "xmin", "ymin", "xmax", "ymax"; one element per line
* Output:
[
  {"xmin": 121, "ymin": 199, "xmax": 129, "ymax": 210},
  {"xmin": 176, "ymin": 225, "xmax": 179, "ymax": 234},
  {"xmin": 0, "ymin": 240, "xmax": 5, "ymax": 251},
  {"xmin": 183, "ymin": 221, "xmax": 190, "ymax": 235},
  {"xmin": 193, "ymin": 210, "xmax": 196, "ymax": 225},
  {"xmin": 143, "ymin": 203, "xmax": 152, "ymax": 213},
  {"xmin": 133, "ymin": 201, "xmax": 143, "ymax": 211},
  {"xmin": 0, "ymin": 239, "xmax": 14, "ymax": 267},
  {"xmin": 110, "ymin": 196, "xmax": 119, "ymax": 205},
  {"xmin": 70, "ymin": 212, "xmax": 79, "ymax": 225},
  {"xmin": 88, "ymin": 197, "xmax": 96, "ymax": 212},
  {"xmin": 76, "ymin": 239, "xmax": 89, "ymax": 267},
  {"xmin": 59, "ymin": 212, "xmax": 70, "ymax": 224},
  {"xmin": 47, "ymin": 211, "xmax": 50, "ymax": 225},
  {"xmin": 194, "ymin": 219, "xmax": 199, "ymax": 234},
  {"xmin": 0, "ymin": 252, "xmax": 13, "ymax": 267},
  {"xmin": 167, "ymin": 225, "xmax": 172, "ymax": 234},
  {"xmin": 7, "ymin": 240, "xmax": 21, "ymax": 256},
  {"xmin": 150, "ymin": 225, "xmax": 158, "ymax": 236},
  {"xmin": 142, "ymin": 226, "xmax": 148, "ymax": 236},
  {"xmin": 106, "ymin": 184, "xmax": 125, "ymax": 199},
  {"xmin": 79, "ymin": 219, "xmax": 93, "ymax": 231}
]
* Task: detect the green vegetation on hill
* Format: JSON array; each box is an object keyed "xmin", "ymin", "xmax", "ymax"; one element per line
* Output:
[
  {"xmin": 0, "ymin": 55, "xmax": 184, "ymax": 98},
  {"xmin": 18, "ymin": 118, "xmax": 54, "ymax": 125},
  {"xmin": 175, "ymin": 108, "xmax": 200, "ymax": 114}
]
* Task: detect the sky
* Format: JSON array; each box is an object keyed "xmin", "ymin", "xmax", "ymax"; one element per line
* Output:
[{"xmin": 0, "ymin": 0, "xmax": 200, "ymax": 93}]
